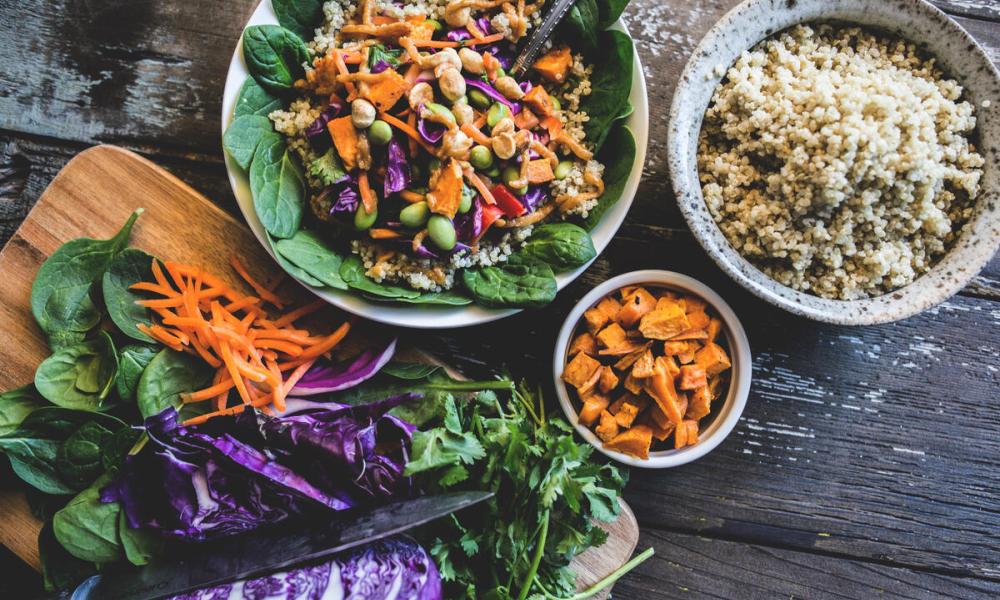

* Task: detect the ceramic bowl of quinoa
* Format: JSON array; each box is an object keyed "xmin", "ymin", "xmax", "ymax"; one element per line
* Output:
[
  {"xmin": 668, "ymin": 0, "xmax": 1000, "ymax": 325},
  {"xmin": 221, "ymin": 0, "xmax": 648, "ymax": 328}
]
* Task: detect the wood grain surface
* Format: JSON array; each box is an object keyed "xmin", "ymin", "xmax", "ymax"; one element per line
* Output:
[
  {"xmin": 0, "ymin": 146, "xmax": 638, "ymax": 595},
  {"xmin": 0, "ymin": 0, "xmax": 999, "ymax": 598}
]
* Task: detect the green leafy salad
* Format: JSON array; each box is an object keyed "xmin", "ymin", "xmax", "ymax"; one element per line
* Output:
[{"xmin": 224, "ymin": 0, "xmax": 637, "ymax": 308}]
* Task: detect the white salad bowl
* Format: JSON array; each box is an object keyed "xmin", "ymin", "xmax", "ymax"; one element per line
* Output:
[
  {"xmin": 222, "ymin": 1, "xmax": 648, "ymax": 329},
  {"xmin": 553, "ymin": 271, "xmax": 752, "ymax": 469},
  {"xmin": 668, "ymin": 0, "xmax": 1000, "ymax": 325}
]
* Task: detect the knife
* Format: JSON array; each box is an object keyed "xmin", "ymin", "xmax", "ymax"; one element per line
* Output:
[
  {"xmin": 63, "ymin": 491, "xmax": 492, "ymax": 600},
  {"xmin": 510, "ymin": 0, "xmax": 578, "ymax": 78}
]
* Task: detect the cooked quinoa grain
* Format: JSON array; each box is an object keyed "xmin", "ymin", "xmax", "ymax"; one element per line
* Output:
[{"xmin": 698, "ymin": 24, "xmax": 984, "ymax": 300}]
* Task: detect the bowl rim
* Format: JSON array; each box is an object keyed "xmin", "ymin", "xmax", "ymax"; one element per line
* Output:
[
  {"xmin": 220, "ymin": 0, "xmax": 649, "ymax": 329},
  {"xmin": 552, "ymin": 270, "xmax": 752, "ymax": 469},
  {"xmin": 667, "ymin": 0, "xmax": 1000, "ymax": 326}
]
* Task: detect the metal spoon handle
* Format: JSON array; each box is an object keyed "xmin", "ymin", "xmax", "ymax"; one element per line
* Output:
[{"xmin": 510, "ymin": 0, "xmax": 578, "ymax": 78}]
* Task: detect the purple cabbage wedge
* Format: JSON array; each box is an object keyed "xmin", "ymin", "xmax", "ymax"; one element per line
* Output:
[
  {"xmin": 521, "ymin": 187, "xmax": 547, "ymax": 213},
  {"xmin": 383, "ymin": 138, "xmax": 410, "ymax": 197},
  {"xmin": 169, "ymin": 536, "xmax": 441, "ymax": 600},
  {"xmin": 324, "ymin": 176, "xmax": 360, "ymax": 216},
  {"xmin": 291, "ymin": 339, "xmax": 397, "ymax": 396},
  {"xmin": 416, "ymin": 112, "xmax": 446, "ymax": 144},
  {"xmin": 371, "ymin": 59, "xmax": 393, "ymax": 74},
  {"xmin": 305, "ymin": 100, "xmax": 347, "ymax": 152},
  {"xmin": 456, "ymin": 198, "xmax": 484, "ymax": 243}
]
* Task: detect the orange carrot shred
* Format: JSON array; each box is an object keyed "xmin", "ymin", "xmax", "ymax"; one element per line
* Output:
[
  {"xmin": 229, "ymin": 256, "xmax": 286, "ymax": 308},
  {"xmin": 358, "ymin": 171, "xmax": 377, "ymax": 214}
]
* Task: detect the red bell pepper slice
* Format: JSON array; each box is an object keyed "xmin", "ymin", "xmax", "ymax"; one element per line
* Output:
[{"xmin": 490, "ymin": 184, "xmax": 526, "ymax": 218}]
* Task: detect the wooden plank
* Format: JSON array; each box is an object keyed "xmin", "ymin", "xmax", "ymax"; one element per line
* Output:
[{"xmin": 615, "ymin": 529, "xmax": 1000, "ymax": 599}]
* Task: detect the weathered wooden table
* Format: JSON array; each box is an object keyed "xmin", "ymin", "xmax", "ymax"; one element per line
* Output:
[{"xmin": 1, "ymin": 0, "xmax": 998, "ymax": 597}]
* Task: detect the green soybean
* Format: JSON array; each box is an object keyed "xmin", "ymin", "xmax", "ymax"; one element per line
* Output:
[
  {"xmin": 468, "ymin": 89, "xmax": 491, "ymax": 109},
  {"xmin": 425, "ymin": 103, "xmax": 455, "ymax": 124},
  {"xmin": 503, "ymin": 165, "xmax": 527, "ymax": 195},
  {"xmin": 427, "ymin": 215, "xmax": 456, "ymax": 251},
  {"xmin": 549, "ymin": 94, "xmax": 562, "ymax": 112},
  {"xmin": 354, "ymin": 203, "xmax": 378, "ymax": 231},
  {"xmin": 487, "ymin": 103, "xmax": 510, "ymax": 128},
  {"xmin": 554, "ymin": 160, "xmax": 574, "ymax": 180},
  {"xmin": 400, "ymin": 201, "xmax": 430, "ymax": 228},
  {"xmin": 425, "ymin": 19, "xmax": 443, "ymax": 32},
  {"xmin": 368, "ymin": 120, "xmax": 392, "ymax": 146},
  {"xmin": 484, "ymin": 165, "xmax": 501, "ymax": 179},
  {"xmin": 470, "ymin": 145, "xmax": 494, "ymax": 170},
  {"xmin": 459, "ymin": 186, "xmax": 474, "ymax": 214}
]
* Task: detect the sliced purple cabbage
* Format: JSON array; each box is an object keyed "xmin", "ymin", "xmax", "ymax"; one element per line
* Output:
[
  {"xmin": 519, "ymin": 80, "xmax": 533, "ymax": 95},
  {"xmin": 291, "ymin": 339, "xmax": 397, "ymax": 396},
  {"xmin": 464, "ymin": 78, "xmax": 521, "ymax": 114},
  {"xmin": 305, "ymin": 100, "xmax": 347, "ymax": 152},
  {"xmin": 445, "ymin": 28, "xmax": 472, "ymax": 43},
  {"xmin": 521, "ymin": 186, "xmax": 547, "ymax": 212},
  {"xmin": 169, "ymin": 537, "xmax": 441, "ymax": 600},
  {"xmin": 383, "ymin": 138, "xmax": 410, "ymax": 197},
  {"xmin": 327, "ymin": 177, "xmax": 360, "ymax": 216},
  {"xmin": 455, "ymin": 197, "xmax": 483, "ymax": 242},
  {"xmin": 371, "ymin": 59, "xmax": 393, "ymax": 74},
  {"xmin": 484, "ymin": 45, "xmax": 513, "ymax": 70},
  {"xmin": 416, "ymin": 114, "xmax": 446, "ymax": 144}
]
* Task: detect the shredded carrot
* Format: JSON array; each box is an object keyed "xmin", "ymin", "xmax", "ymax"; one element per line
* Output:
[
  {"xmin": 406, "ymin": 110, "xmax": 419, "ymax": 156},
  {"xmin": 412, "ymin": 33, "xmax": 503, "ymax": 48},
  {"xmin": 182, "ymin": 405, "xmax": 246, "ymax": 427},
  {"xmin": 333, "ymin": 51, "xmax": 358, "ymax": 100},
  {"xmin": 399, "ymin": 189, "xmax": 425, "ymax": 203},
  {"xmin": 465, "ymin": 168, "xmax": 496, "ymax": 204},
  {"xmin": 380, "ymin": 111, "xmax": 436, "ymax": 154},
  {"xmin": 370, "ymin": 228, "xmax": 402, "ymax": 239},
  {"xmin": 461, "ymin": 122, "xmax": 491, "ymax": 146},
  {"xmin": 273, "ymin": 299, "xmax": 327, "ymax": 328},
  {"xmin": 358, "ymin": 171, "xmax": 377, "ymax": 214},
  {"xmin": 229, "ymin": 256, "xmax": 286, "ymax": 308},
  {"xmin": 473, "ymin": 111, "xmax": 488, "ymax": 129},
  {"xmin": 404, "ymin": 63, "xmax": 421, "ymax": 85}
]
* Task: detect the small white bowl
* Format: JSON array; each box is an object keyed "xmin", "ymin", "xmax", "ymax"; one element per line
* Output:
[{"xmin": 552, "ymin": 271, "xmax": 752, "ymax": 469}]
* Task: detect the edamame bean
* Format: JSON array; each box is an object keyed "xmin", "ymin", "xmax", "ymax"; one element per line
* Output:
[
  {"xmin": 470, "ymin": 145, "xmax": 494, "ymax": 169},
  {"xmin": 483, "ymin": 165, "xmax": 501, "ymax": 178},
  {"xmin": 502, "ymin": 165, "xmax": 527, "ymax": 195},
  {"xmin": 427, "ymin": 215, "xmax": 457, "ymax": 250},
  {"xmin": 354, "ymin": 203, "xmax": 378, "ymax": 231},
  {"xmin": 487, "ymin": 103, "xmax": 511, "ymax": 128},
  {"xmin": 425, "ymin": 19, "xmax": 443, "ymax": 32},
  {"xmin": 425, "ymin": 102, "xmax": 456, "ymax": 123},
  {"xmin": 368, "ymin": 120, "xmax": 392, "ymax": 146},
  {"xmin": 549, "ymin": 94, "xmax": 561, "ymax": 112},
  {"xmin": 554, "ymin": 160, "xmax": 574, "ymax": 180},
  {"xmin": 468, "ymin": 89, "xmax": 491, "ymax": 109},
  {"xmin": 400, "ymin": 201, "xmax": 430, "ymax": 228},
  {"xmin": 458, "ymin": 186, "xmax": 474, "ymax": 213}
]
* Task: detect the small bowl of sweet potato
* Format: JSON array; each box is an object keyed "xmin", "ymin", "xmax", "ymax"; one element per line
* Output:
[{"xmin": 553, "ymin": 270, "xmax": 751, "ymax": 468}]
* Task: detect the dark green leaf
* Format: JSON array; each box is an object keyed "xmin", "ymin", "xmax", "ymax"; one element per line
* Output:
[
  {"xmin": 267, "ymin": 232, "xmax": 325, "ymax": 287},
  {"xmin": 250, "ymin": 135, "xmax": 306, "ymax": 239},
  {"xmin": 224, "ymin": 115, "xmax": 281, "ymax": 171},
  {"xmin": 115, "ymin": 344, "xmax": 159, "ymax": 403},
  {"xmin": 0, "ymin": 385, "xmax": 46, "ymax": 437},
  {"xmin": 55, "ymin": 421, "xmax": 114, "ymax": 490},
  {"xmin": 38, "ymin": 520, "xmax": 97, "ymax": 592},
  {"xmin": 461, "ymin": 255, "xmax": 557, "ymax": 308},
  {"xmin": 582, "ymin": 125, "xmax": 636, "ymax": 229},
  {"xmin": 368, "ymin": 43, "xmax": 404, "ymax": 70},
  {"xmin": 118, "ymin": 511, "xmax": 164, "ymax": 566},
  {"xmin": 365, "ymin": 290, "xmax": 474, "ymax": 305},
  {"xmin": 242, "ymin": 25, "xmax": 309, "ymax": 92},
  {"xmin": 101, "ymin": 427, "xmax": 141, "ymax": 472},
  {"xmin": 557, "ymin": 0, "xmax": 600, "ymax": 54},
  {"xmin": 102, "ymin": 248, "xmax": 156, "ymax": 342},
  {"xmin": 597, "ymin": 0, "xmax": 630, "ymax": 28},
  {"xmin": 275, "ymin": 229, "xmax": 349, "ymax": 289},
  {"xmin": 53, "ymin": 472, "xmax": 123, "ymax": 563},
  {"xmin": 309, "ymin": 148, "xmax": 347, "ymax": 187},
  {"xmin": 34, "ymin": 331, "xmax": 118, "ymax": 411},
  {"xmin": 579, "ymin": 30, "xmax": 633, "ymax": 152},
  {"xmin": 234, "ymin": 77, "xmax": 284, "ymax": 117},
  {"xmin": 31, "ymin": 210, "xmax": 141, "ymax": 349},
  {"xmin": 136, "ymin": 349, "xmax": 215, "ymax": 419},
  {"xmin": 272, "ymin": 0, "xmax": 325, "ymax": 41},
  {"xmin": 519, "ymin": 223, "xmax": 597, "ymax": 272},
  {"xmin": 339, "ymin": 255, "xmax": 422, "ymax": 299}
]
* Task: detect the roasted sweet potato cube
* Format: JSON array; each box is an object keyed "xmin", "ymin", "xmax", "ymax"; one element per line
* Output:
[
  {"xmin": 661, "ymin": 354, "xmax": 680, "ymax": 378},
  {"xmin": 630, "ymin": 350, "xmax": 656, "ymax": 379},
  {"xmin": 647, "ymin": 404, "xmax": 672, "ymax": 430},
  {"xmin": 617, "ymin": 287, "xmax": 657, "ymax": 328},
  {"xmin": 662, "ymin": 341, "xmax": 690, "ymax": 356},
  {"xmin": 363, "ymin": 68, "xmax": 409, "ymax": 111},
  {"xmin": 707, "ymin": 318, "xmax": 723, "ymax": 342},
  {"xmin": 638, "ymin": 303, "xmax": 690, "ymax": 340},
  {"xmin": 613, "ymin": 402, "xmax": 639, "ymax": 427},
  {"xmin": 670, "ymin": 329, "xmax": 709, "ymax": 341},
  {"xmin": 677, "ymin": 347, "xmax": 696, "ymax": 364},
  {"xmin": 599, "ymin": 341, "xmax": 648, "ymax": 357},
  {"xmin": 639, "ymin": 412, "xmax": 675, "ymax": 441},
  {"xmin": 656, "ymin": 290, "xmax": 678, "ymax": 302},
  {"xmin": 623, "ymin": 371, "xmax": 644, "ymax": 395},
  {"xmin": 687, "ymin": 386, "xmax": 712, "ymax": 420},
  {"xmin": 595, "ymin": 410, "xmax": 619, "ymax": 442},
  {"xmin": 596, "ymin": 322, "xmax": 628, "ymax": 350},
  {"xmin": 562, "ymin": 352, "xmax": 602, "ymax": 389},
  {"xmin": 684, "ymin": 296, "xmax": 708, "ymax": 314},
  {"xmin": 686, "ymin": 310, "xmax": 711, "ymax": 331},
  {"xmin": 614, "ymin": 348, "xmax": 646, "ymax": 371},
  {"xmin": 569, "ymin": 332, "xmax": 598, "ymax": 356},
  {"xmin": 709, "ymin": 373, "xmax": 729, "ymax": 399},
  {"xmin": 526, "ymin": 159, "xmax": 555, "ymax": 184},
  {"xmin": 583, "ymin": 306, "xmax": 609, "ymax": 333},
  {"xmin": 599, "ymin": 366, "xmax": 619, "ymax": 394},
  {"xmin": 678, "ymin": 365, "xmax": 708, "ymax": 391},
  {"xmin": 605, "ymin": 425, "xmax": 653, "ymax": 459},
  {"xmin": 328, "ymin": 116, "xmax": 360, "ymax": 170},
  {"xmin": 426, "ymin": 158, "xmax": 464, "ymax": 218},
  {"xmin": 695, "ymin": 342, "xmax": 731, "ymax": 377},
  {"xmin": 596, "ymin": 297, "xmax": 621, "ymax": 321},
  {"xmin": 645, "ymin": 359, "xmax": 681, "ymax": 424},
  {"xmin": 578, "ymin": 394, "xmax": 610, "ymax": 426},
  {"xmin": 619, "ymin": 285, "xmax": 640, "ymax": 300},
  {"xmin": 674, "ymin": 420, "xmax": 699, "ymax": 449},
  {"xmin": 532, "ymin": 46, "xmax": 573, "ymax": 83}
]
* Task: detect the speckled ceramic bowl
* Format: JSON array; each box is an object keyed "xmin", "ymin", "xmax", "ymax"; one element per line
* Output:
[{"xmin": 668, "ymin": 0, "xmax": 1000, "ymax": 325}]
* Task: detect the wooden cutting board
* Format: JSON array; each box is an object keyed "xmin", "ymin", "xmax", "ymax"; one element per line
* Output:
[{"xmin": 0, "ymin": 145, "xmax": 638, "ymax": 595}]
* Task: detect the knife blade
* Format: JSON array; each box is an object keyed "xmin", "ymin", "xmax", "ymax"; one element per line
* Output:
[
  {"xmin": 510, "ymin": 0, "xmax": 578, "ymax": 78},
  {"xmin": 69, "ymin": 491, "xmax": 492, "ymax": 600}
]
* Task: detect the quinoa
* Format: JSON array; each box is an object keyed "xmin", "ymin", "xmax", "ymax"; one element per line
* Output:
[{"xmin": 697, "ymin": 24, "xmax": 984, "ymax": 300}]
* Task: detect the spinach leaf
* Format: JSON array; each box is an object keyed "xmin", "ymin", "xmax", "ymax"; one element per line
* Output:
[
  {"xmin": 53, "ymin": 472, "xmax": 123, "ymax": 563},
  {"xmin": 118, "ymin": 511, "xmax": 164, "ymax": 566},
  {"xmin": 136, "ymin": 349, "xmax": 214, "ymax": 419},
  {"xmin": 275, "ymin": 229, "xmax": 349, "ymax": 289},
  {"xmin": 31, "ymin": 210, "xmax": 141, "ymax": 349},
  {"xmin": 234, "ymin": 77, "xmax": 284, "ymax": 118},
  {"xmin": 272, "ymin": 0, "xmax": 325, "ymax": 41},
  {"xmin": 0, "ymin": 385, "xmax": 46, "ymax": 436},
  {"xmin": 267, "ymin": 232, "xmax": 325, "ymax": 287},
  {"xmin": 460, "ymin": 255, "xmax": 557, "ymax": 308},
  {"xmin": 242, "ymin": 25, "xmax": 309, "ymax": 93},
  {"xmin": 339, "ymin": 255, "xmax": 422, "ymax": 299},
  {"xmin": 0, "ymin": 408, "xmax": 126, "ymax": 495},
  {"xmin": 579, "ymin": 30, "xmax": 633, "ymax": 152},
  {"xmin": 55, "ymin": 421, "xmax": 114, "ymax": 490},
  {"xmin": 364, "ymin": 290, "xmax": 474, "ymax": 305},
  {"xmin": 582, "ymin": 125, "xmax": 636, "ymax": 229},
  {"xmin": 101, "ymin": 427, "xmax": 141, "ymax": 472},
  {"xmin": 250, "ymin": 135, "xmax": 306, "ymax": 239},
  {"xmin": 557, "ymin": 0, "xmax": 600, "ymax": 55},
  {"xmin": 224, "ymin": 115, "xmax": 281, "ymax": 171},
  {"xmin": 102, "ymin": 248, "xmax": 155, "ymax": 342},
  {"xmin": 597, "ymin": 0, "xmax": 630, "ymax": 28},
  {"xmin": 369, "ymin": 43, "xmax": 404, "ymax": 70},
  {"xmin": 115, "ymin": 344, "xmax": 159, "ymax": 403},
  {"xmin": 519, "ymin": 223, "xmax": 597, "ymax": 272},
  {"xmin": 38, "ymin": 520, "xmax": 97, "ymax": 592},
  {"xmin": 34, "ymin": 332, "xmax": 119, "ymax": 412}
]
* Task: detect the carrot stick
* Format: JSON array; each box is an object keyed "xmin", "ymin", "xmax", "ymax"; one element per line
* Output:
[
  {"xmin": 406, "ymin": 110, "xmax": 419, "ymax": 156},
  {"xmin": 137, "ymin": 324, "xmax": 183, "ymax": 352},
  {"xmin": 182, "ymin": 379, "xmax": 236, "ymax": 403},
  {"xmin": 273, "ymin": 299, "xmax": 327, "ymax": 328},
  {"xmin": 254, "ymin": 338, "xmax": 304, "ymax": 357},
  {"xmin": 137, "ymin": 297, "xmax": 186, "ymax": 309},
  {"xmin": 465, "ymin": 168, "xmax": 496, "ymax": 204},
  {"xmin": 229, "ymin": 256, "xmax": 286, "ymax": 308},
  {"xmin": 296, "ymin": 322, "xmax": 351, "ymax": 361},
  {"xmin": 182, "ymin": 404, "xmax": 245, "ymax": 426},
  {"xmin": 369, "ymin": 228, "xmax": 402, "ymax": 239},
  {"xmin": 399, "ymin": 189, "xmax": 425, "ymax": 203},
  {"xmin": 150, "ymin": 259, "xmax": 173, "ymax": 291},
  {"xmin": 334, "ymin": 51, "xmax": 358, "ymax": 100},
  {"xmin": 461, "ymin": 122, "xmax": 491, "ymax": 146},
  {"xmin": 281, "ymin": 358, "xmax": 317, "ymax": 399},
  {"xmin": 130, "ymin": 281, "xmax": 176, "ymax": 295},
  {"xmin": 380, "ymin": 111, "xmax": 436, "ymax": 154},
  {"xmin": 358, "ymin": 171, "xmax": 377, "ymax": 214}
]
